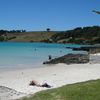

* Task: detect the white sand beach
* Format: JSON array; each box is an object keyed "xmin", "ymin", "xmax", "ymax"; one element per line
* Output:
[
  {"xmin": 0, "ymin": 64, "xmax": 100, "ymax": 100},
  {"xmin": 0, "ymin": 54, "xmax": 100, "ymax": 100}
]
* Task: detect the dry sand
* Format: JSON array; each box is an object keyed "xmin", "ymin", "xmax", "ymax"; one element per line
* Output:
[{"xmin": 0, "ymin": 54, "xmax": 100, "ymax": 100}]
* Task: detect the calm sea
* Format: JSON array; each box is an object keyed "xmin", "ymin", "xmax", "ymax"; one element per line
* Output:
[{"xmin": 0, "ymin": 42, "xmax": 86, "ymax": 70}]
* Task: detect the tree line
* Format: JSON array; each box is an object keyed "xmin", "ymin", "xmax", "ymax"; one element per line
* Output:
[
  {"xmin": 0, "ymin": 29, "xmax": 26, "ymax": 41},
  {"xmin": 0, "ymin": 29, "xmax": 26, "ymax": 36},
  {"xmin": 47, "ymin": 26, "xmax": 100, "ymax": 44}
]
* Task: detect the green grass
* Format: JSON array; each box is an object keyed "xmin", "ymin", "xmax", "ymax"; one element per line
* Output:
[{"xmin": 18, "ymin": 79, "xmax": 100, "ymax": 100}]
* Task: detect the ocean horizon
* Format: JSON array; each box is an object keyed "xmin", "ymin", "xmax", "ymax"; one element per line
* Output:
[{"xmin": 0, "ymin": 42, "xmax": 87, "ymax": 70}]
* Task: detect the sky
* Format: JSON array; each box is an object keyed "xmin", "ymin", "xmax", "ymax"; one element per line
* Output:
[{"xmin": 0, "ymin": 0, "xmax": 99, "ymax": 31}]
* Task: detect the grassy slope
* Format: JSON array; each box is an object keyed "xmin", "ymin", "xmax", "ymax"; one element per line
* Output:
[
  {"xmin": 7, "ymin": 31, "xmax": 56, "ymax": 42},
  {"xmin": 18, "ymin": 79, "xmax": 100, "ymax": 100}
]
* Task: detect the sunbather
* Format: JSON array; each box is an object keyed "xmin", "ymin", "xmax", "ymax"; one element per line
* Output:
[
  {"xmin": 29, "ymin": 80, "xmax": 41, "ymax": 87},
  {"xmin": 29, "ymin": 80, "xmax": 52, "ymax": 88}
]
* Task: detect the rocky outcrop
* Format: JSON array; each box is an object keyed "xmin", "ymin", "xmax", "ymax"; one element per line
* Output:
[
  {"xmin": 43, "ymin": 53, "xmax": 89, "ymax": 64},
  {"xmin": 73, "ymin": 45, "xmax": 100, "ymax": 54}
]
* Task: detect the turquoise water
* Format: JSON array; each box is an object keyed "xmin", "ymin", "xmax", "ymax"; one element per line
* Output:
[{"xmin": 0, "ymin": 42, "xmax": 86, "ymax": 70}]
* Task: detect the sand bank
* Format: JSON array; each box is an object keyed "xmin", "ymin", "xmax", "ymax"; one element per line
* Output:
[{"xmin": 0, "ymin": 62, "xmax": 100, "ymax": 100}]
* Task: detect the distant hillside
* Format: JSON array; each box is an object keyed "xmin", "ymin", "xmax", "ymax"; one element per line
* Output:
[
  {"xmin": 0, "ymin": 26, "xmax": 100, "ymax": 44},
  {"xmin": 49, "ymin": 26, "xmax": 100, "ymax": 44},
  {"xmin": 0, "ymin": 31, "xmax": 57, "ymax": 42}
]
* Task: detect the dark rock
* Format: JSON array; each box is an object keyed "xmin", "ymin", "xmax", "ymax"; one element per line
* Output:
[
  {"xmin": 43, "ymin": 53, "xmax": 89, "ymax": 64},
  {"xmin": 73, "ymin": 45, "xmax": 100, "ymax": 54}
]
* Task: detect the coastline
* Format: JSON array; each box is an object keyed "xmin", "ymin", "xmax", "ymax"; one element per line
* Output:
[{"xmin": 0, "ymin": 56, "xmax": 100, "ymax": 100}]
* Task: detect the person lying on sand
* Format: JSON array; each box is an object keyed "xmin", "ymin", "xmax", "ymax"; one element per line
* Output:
[
  {"xmin": 29, "ymin": 80, "xmax": 41, "ymax": 87},
  {"xmin": 29, "ymin": 80, "xmax": 52, "ymax": 88}
]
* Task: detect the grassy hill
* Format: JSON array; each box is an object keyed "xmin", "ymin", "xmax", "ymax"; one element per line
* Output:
[
  {"xmin": 18, "ymin": 79, "xmax": 100, "ymax": 100},
  {"xmin": 6, "ymin": 31, "xmax": 56, "ymax": 42},
  {"xmin": 0, "ymin": 26, "xmax": 100, "ymax": 44}
]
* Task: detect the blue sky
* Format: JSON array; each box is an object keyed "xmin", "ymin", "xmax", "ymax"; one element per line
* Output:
[{"xmin": 0, "ymin": 0, "xmax": 99, "ymax": 31}]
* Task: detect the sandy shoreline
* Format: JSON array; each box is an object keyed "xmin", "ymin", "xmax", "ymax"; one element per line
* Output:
[{"xmin": 0, "ymin": 54, "xmax": 100, "ymax": 100}]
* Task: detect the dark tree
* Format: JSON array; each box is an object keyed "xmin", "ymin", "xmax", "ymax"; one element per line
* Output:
[
  {"xmin": 92, "ymin": 10, "xmax": 100, "ymax": 14},
  {"xmin": 46, "ymin": 28, "xmax": 50, "ymax": 32}
]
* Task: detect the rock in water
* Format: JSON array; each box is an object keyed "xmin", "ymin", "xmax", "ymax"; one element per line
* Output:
[{"xmin": 43, "ymin": 53, "xmax": 89, "ymax": 64}]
